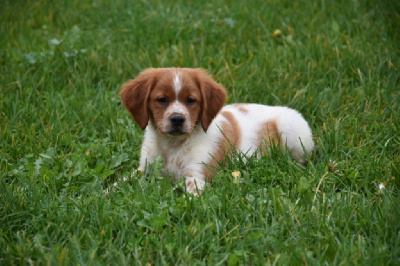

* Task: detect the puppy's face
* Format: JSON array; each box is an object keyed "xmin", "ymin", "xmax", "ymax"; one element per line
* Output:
[
  {"xmin": 148, "ymin": 70, "xmax": 202, "ymax": 135},
  {"xmin": 120, "ymin": 68, "xmax": 227, "ymax": 135}
]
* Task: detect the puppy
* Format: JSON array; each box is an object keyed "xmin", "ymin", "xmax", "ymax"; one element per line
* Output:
[{"xmin": 120, "ymin": 68, "xmax": 314, "ymax": 194}]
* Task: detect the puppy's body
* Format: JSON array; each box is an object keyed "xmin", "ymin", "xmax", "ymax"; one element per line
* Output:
[{"xmin": 120, "ymin": 68, "xmax": 314, "ymax": 194}]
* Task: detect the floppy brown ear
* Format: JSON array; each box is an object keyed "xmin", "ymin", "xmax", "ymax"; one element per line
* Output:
[
  {"xmin": 120, "ymin": 69, "xmax": 157, "ymax": 130},
  {"xmin": 195, "ymin": 69, "xmax": 227, "ymax": 132}
]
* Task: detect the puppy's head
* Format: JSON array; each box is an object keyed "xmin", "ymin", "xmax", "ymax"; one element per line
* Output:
[{"xmin": 120, "ymin": 68, "xmax": 227, "ymax": 135}]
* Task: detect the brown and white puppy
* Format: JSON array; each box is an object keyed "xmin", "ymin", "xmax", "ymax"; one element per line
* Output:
[{"xmin": 120, "ymin": 68, "xmax": 314, "ymax": 194}]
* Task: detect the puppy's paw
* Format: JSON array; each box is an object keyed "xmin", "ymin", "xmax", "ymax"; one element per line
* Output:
[{"xmin": 185, "ymin": 177, "xmax": 205, "ymax": 195}]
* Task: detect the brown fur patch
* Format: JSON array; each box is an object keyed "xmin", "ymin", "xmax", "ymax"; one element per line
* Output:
[
  {"xmin": 192, "ymin": 69, "xmax": 227, "ymax": 132},
  {"xmin": 257, "ymin": 119, "xmax": 281, "ymax": 155},
  {"xmin": 233, "ymin": 104, "xmax": 249, "ymax": 114},
  {"xmin": 203, "ymin": 110, "xmax": 241, "ymax": 181},
  {"xmin": 120, "ymin": 69, "xmax": 160, "ymax": 129}
]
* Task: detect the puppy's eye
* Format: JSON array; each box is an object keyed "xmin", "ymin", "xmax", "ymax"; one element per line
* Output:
[
  {"xmin": 186, "ymin": 97, "xmax": 196, "ymax": 105},
  {"xmin": 157, "ymin": 97, "xmax": 168, "ymax": 104}
]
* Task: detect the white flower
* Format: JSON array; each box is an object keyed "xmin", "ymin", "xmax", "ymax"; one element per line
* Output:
[
  {"xmin": 223, "ymin": 18, "xmax": 235, "ymax": 28},
  {"xmin": 48, "ymin": 38, "xmax": 62, "ymax": 45}
]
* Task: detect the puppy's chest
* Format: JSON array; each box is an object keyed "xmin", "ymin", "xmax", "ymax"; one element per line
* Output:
[{"xmin": 157, "ymin": 139, "xmax": 209, "ymax": 179}]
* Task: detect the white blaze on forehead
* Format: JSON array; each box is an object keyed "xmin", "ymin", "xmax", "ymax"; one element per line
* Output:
[{"xmin": 173, "ymin": 71, "xmax": 182, "ymax": 95}]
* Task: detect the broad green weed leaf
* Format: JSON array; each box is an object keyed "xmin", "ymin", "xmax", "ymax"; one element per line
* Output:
[{"xmin": 298, "ymin": 176, "xmax": 311, "ymax": 194}]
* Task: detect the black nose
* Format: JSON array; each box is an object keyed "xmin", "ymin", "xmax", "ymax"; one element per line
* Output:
[{"xmin": 170, "ymin": 115, "xmax": 185, "ymax": 126}]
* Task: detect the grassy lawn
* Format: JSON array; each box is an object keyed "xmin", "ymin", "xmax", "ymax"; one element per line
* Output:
[{"xmin": 1, "ymin": 0, "xmax": 399, "ymax": 264}]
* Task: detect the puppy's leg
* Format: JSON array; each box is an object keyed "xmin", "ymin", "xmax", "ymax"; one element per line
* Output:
[{"xmin": 137, "ymin": 130, "xmax": 159, "ymax": 174}]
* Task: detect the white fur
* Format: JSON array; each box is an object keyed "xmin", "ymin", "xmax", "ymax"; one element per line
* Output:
[
  {"xmin": 173, "ymin": 71, "xmax": 182, "ymax": 95},
  {"xmin": 218, "ymin": 104, "xmax": 314, "ymax": 161},
  {"xmin": 138, "ymin": 104, "xmax": 314, "ymax": 194}
]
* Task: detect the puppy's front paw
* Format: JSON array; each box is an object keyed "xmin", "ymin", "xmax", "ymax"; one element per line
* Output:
[{"xmin": 185, "ymin": 177, "xmax": 205, "ymax": 195}]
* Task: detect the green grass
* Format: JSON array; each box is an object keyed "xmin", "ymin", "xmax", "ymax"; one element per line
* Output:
[{"xmin": 1, "ymin": 0, "xmax": 399, "ymax": 264}]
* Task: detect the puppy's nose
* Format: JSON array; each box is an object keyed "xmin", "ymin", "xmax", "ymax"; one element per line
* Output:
[{"xmin": 170, "ymin": 115, "xmax": 185, "ymax": 126}]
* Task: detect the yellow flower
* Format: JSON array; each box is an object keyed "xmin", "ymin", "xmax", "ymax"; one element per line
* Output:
[
  {"xmin": 273, "ymin": 29, "xmax": 282, "ymax": 37},
  {"xmin": 231, "ymin": 170, "xmax": 241, "ymax": 178}
]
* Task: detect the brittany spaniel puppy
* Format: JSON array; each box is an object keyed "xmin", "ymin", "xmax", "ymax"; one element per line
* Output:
[{"xmin": 120, "ymin": 68, "xmax": 314, "ymax": 194}]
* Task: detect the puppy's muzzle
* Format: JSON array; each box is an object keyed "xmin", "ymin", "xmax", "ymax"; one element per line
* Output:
[{"xmin": 168, "ymin": 114, "xmax": 186, "ymax": 135}]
